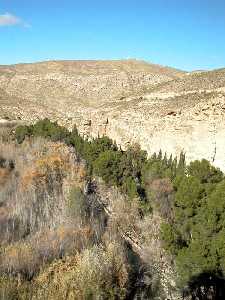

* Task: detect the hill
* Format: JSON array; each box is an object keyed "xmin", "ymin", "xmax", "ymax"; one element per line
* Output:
[{"xmin": 1, "ymin": 60, "xmax": 225, "ymax": 171}]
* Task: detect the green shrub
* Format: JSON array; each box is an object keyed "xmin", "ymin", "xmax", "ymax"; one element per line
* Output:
[
  {"xmin": 161, "ymin": 162, "xmax": 225, "ymax": 288},
  {"xmin": 187, "ymin": 159, "xmax": 223, "ymax": 184},
  {"xmin": 93, "ymin": 150, "xmax": 123, "ymax": 185},
  {"xmin": 67, "ymin": 186, "xmax": 86, "ymax": 220},
  {"xmin": 15, "ymin": 119, "xmax": 69, "ymax": 144},
  {"xmin": 15, "ymin": 125, "xmax": 32, "ymax": 144},
  {"xmin": 122, "ymin": 176, "xmax": 138, "ymax": 200}
]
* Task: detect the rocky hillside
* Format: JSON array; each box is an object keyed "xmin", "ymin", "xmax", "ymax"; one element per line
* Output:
[
  {"xmin": 0, "ymin": 59, "xmax": 184, "ymax": 105},
  {"xmin": 1, "ymin": 60, "xmax": 225, "ymax": 171}
]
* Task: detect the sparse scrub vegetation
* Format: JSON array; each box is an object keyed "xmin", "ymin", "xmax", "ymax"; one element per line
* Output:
[
  {"xmin": 15, "ymin": 119, "xmax": 148, "ymax": 202},
  {"xmin": 28, "ymin": 242, "xmax": 129, "ymax": 300}
]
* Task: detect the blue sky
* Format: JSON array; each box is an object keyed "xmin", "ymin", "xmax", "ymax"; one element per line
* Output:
[{"xmin": 1, "ymin": 0, "xmax": 225, "ymax": 71}]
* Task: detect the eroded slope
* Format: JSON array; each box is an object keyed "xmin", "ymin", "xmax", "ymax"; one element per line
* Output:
[{"xmin": 1, "ymin": 60, "xmax": 225, "ymax": 170}]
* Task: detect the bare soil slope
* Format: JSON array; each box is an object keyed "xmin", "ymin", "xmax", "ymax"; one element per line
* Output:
[{"xmin": 1, "ymin": 59, "xmax": 225, "ymax": 170}]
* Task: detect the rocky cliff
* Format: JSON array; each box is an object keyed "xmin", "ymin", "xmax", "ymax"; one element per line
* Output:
[{"xmin": 1, "ymin": 59, "xmax": 225, "ymax": 170}]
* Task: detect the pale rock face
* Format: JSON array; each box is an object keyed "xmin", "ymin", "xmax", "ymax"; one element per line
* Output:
[
  {"xmin": 1, "ymin": 60, "xmax": 225, "ymax": 170},
  {"xmin": 76, "ymin": 90, "xmax": 225, "ymax": 171}
]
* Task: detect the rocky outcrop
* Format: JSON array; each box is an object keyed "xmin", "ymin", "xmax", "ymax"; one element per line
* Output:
[{"xmin": 69, "ymin": 89, "xmax": 225, "ymax": 171}]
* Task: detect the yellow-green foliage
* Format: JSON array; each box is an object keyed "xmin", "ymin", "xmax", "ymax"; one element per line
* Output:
[
  {"xmin": 1, "ymin": 243, "xmax": 38, "ymax": 278},
  {"xmin": 31, "ymin": 242, "xmax": 128, "ymax": 300},
  {"xmin": 67, "ymin": 186, "xmax": 86, "ymax": 220},
  {"xmin": 0, "ymin": 276, "xmax": 31, "ymax": 300}
]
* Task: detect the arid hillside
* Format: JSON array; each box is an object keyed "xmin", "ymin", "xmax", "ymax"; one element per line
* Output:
[
  {"xmin": 0, "ymin": 59, "xmax": 184, "ymax": 106},
  {"xmin": 1, "ymin": 59, "xmax": 225, "ymax": 170}
]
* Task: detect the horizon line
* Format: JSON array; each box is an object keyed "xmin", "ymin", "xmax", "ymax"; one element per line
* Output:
[{"xmin": 1, "ymin": 57, "xmax": 224, "ymax": 72}]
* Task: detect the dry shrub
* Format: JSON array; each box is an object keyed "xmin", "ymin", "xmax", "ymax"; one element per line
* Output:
[
  {"xmin": 106, "ymin": 188, "xmax": 140, "ymax": 241},
  {"xmin": 0, "ymin": 208, "xmax": 20, "ymax": 246},
  {"xmin": 1, "ymin": 243, "xmax": 39, "ymax": 279},
  {"xmin": 138, "ymin": 213, "xmax": 164, "ymax": 262},
  {"xmin": 0, "ymin": 275, "xmax": 32, "ymax": 300},
  {"xmin": 69, "ymin": 242, "xmax": 128, "ymax": 299},
  {"xmin": 0, "ymin": 168, "xmax": 11, "ymax": 186},
  {"xmin": 0, "ymin": 125, "xmax": 14, "ymax": 143},
  {"xmin": 150, "ymin": 178, "xmax": 174, "ymax": 220},
  {"xmin": 0, "ymin": 137, "xmax": 144, "ymax": 299},
  {"xmin": 0, "ymin": 137, "xmax": 92, "ymax": 279},
  {"xmin": 0, "ymin": 276, "xmax": 19, "ymax": 300},
  {"xmin": 150, "ymin": 178, "xmax": 173, "ymax": 194},
  {"xmin": 33, "ymin": 224, "xmax": 94, "ymax": 263},
  {"xmin": 33, "ymin": 242, "xmax": 129, "ymax": 300},
  {"xmin": 0, "ymin": 223, "xmax": 95, "ymax": 280},
  {"xmin": 20, "ymin": 149, "xmax": 71, "ymax": 190},
  {"xmin": 0, "ymin": 138, "xmax": 88, "ymax": 244}
]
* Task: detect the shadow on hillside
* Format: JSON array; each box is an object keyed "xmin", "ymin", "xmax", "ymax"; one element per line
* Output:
[{"xmin": 183, "ymin": 272, "xmax": 225, "ymax": 300}]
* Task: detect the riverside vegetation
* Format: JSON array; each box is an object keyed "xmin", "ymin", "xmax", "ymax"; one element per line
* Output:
[{"xmin": 0, "ymin": 119, "xmax": 224, "ymax": 299}]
